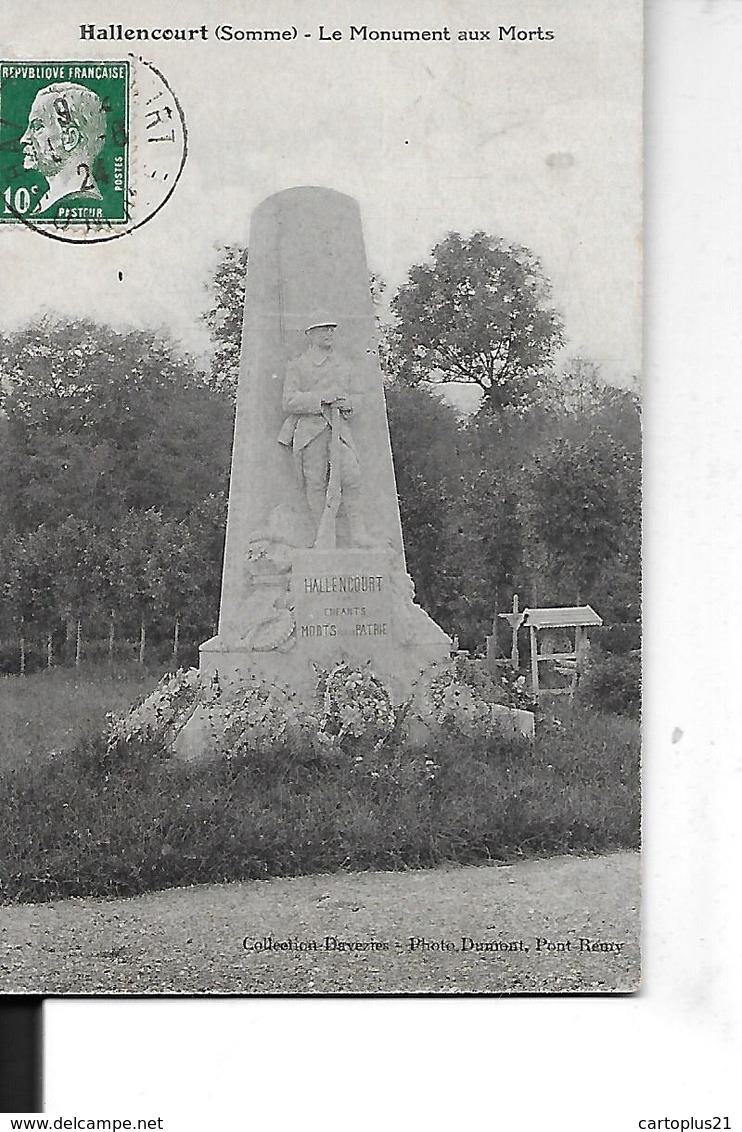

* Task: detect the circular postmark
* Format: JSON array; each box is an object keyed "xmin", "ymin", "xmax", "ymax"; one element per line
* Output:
[{"xmin": 0, "ymin": 55, "xmax": 187, "ymax": 242}]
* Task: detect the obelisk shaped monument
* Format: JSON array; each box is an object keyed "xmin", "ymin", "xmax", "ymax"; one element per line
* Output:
[{"xmin": 200, "ymin": 187, "xmax": 450, "ymax": 701}]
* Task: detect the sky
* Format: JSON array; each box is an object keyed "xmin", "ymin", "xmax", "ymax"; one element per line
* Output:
[{"xmin": 1, "ymin": 0, "xmax": 642, "ymax": 387}]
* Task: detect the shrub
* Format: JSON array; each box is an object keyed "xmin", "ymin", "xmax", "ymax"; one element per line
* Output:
[
  {"xmin": 580, "ymin": 651, "xmax": 641, "ymax": 718},
  {"xmin": 590, "ymin": 623, "xmax": 641, "ymax": 656}
]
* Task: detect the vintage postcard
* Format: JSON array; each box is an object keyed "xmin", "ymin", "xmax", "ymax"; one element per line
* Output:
[{"xmin": 0, "ymin": 0, "xmax": 642, "ymax": 996}]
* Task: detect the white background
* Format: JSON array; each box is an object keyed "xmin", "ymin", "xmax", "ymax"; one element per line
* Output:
[{"xmin": 38, "ymin": 0, "xmax": 742, "ymax": 1127}]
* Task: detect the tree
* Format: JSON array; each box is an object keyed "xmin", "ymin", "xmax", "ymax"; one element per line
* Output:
[
  {"xmin": 385, "ymin": 386, "xmax": 463, "ymax": 615},
  {"xmin": 3, "ymin": 525, "xmax": 59, "ymax": 633},
  {"xmin": 390, "ymin": 231, "xmax": 563, "ymax": 414},
  {"xmin": 535, "ymin": 356, "xmax": 641, "ymax": 453},
  {"xmin": 47, "ymin": 516, "xmax": 100, "ymax": 657},
  {"xmin": 0, "ymin": 319, "xmax": 236, "ymax": 664},
  {"xmin": 103, "ymin": 509, "xmax": 170, "ymax": 663},
  {"xmin": 202, "ymin": 244, "xmax": 248, "ymax": 394},
  {"xmin": 184, "ymin": 491, "xmax": 228, "ymax": 634},
  {"xmin": 519, "ymin": 429, "xmax": 640, "ymax": 609},
  {"xmin": 0, "ymin": 320, "xmax": 233, "ymax": 532},
  {"xmin": 443, "ymin": 462, "xmax": 525, "ymax": 651},
  {"xmin": 369, "ymin": 272, "xmax": 397, "ymax": 383},
  {"xmin": 2, "ymin": 523, "xmax": 81, "ymax": 665},
  {"xmin": 144, "ymin": 514, "xmax": 201, "ymax": 662}
]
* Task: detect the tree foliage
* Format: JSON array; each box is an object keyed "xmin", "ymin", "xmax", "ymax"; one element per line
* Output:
[
  {"xmin": 202, "ymin": 244, "xmax": 248, "ymax": 394},
  {"xmin": 0, "ymin": 319, "xmax": 233, "ymax": 533},
  {"xmin": 390, "ymin": 389, "xmax": 638, "ymax": 649},
  {"xmin": 386, "ymin": 386, "xmax": 463, "ymax": 618},
  {"xmin": 0, "ymin": 508, "xmax": 224, "ymax": 664},
  {"xmin": 0, "ymin": 319, "xmax": 232, "ymax": 666},
  {"xmin": 535, "ymin": 356, "xmax": 641, "ymax": 453},
  {"xmin": 390, "ymin": 231, "xmax": 563, "ymax": 414},
  {"xmin": 519, "ymin": 430, "xmax": 640, "ymax": 610}
]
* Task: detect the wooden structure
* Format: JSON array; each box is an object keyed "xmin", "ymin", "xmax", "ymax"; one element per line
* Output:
[
  {"xmin": 497, "ymin": 594, "xmax": 527, "ymax": 669},
  {"xmin": 486, "ymin": 594, "xmax": 527, "ymax": 672},
  {"xmin": 521, "ymin": 605, "xmax": 603, "ymax": 701}
]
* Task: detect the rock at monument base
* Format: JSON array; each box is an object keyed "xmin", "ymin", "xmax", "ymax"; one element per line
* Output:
[
  {"xmin": 170, "ymin": 704, "xmax": 227, "ymax": 764},
  {"xmin": 401, "ymin": 705, "xmax": 535, "ymax": 748},
  {"xmin": 491, "ymin": 704, "xmax": 535, "ymax": 741}
]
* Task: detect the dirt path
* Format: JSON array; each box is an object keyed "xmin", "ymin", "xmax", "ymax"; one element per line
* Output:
[{"xmin": 0, "ymin": 852, "xmax": 639, "ymax": 994}]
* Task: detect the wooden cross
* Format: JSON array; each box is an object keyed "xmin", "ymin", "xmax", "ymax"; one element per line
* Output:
[{"xmin": 498, "ymin": 594, "xmax": 527, "ymax": 669}]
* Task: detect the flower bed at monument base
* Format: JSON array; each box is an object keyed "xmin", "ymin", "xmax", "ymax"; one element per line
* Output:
[
  {"xmin": 0, "ymin": 660, "xmax": 639, "ymax": 903},
  {"xmin": 106, "ymin": 658, "xmax": 535, "ymax": 765}
]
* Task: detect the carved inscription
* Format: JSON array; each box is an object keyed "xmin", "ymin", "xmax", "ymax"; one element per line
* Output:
[
  {"xmin": 303, "ymin": 574, "xmax": 384, "ymax": 594},
  {"xmin": 293, "ymin": 567, "xmax": 390, "ymax": 641}
]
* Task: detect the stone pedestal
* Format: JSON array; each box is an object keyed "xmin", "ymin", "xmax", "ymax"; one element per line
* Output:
[{"xmin": 199, "ymin": 546, "xmax": 449, "ymax": 704}]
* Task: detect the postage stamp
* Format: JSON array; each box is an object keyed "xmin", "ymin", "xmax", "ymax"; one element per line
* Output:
[
  {"xmin": 0, "ymin": 61, "xmax": 130, "ymax": 224},
  {"xmin": 0, "ymin": 56, "xmax": 186, "ymax": 241}
]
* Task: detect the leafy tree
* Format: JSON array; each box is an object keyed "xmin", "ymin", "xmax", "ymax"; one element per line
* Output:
[
  {"xmin": 46, "ymin": 516, "xmax": 100, "ymax": 652},
  {"xmin": 203, "ymin": 244, "xmax": 248, "ymax": 394},
  {"xmin": 143, "ymin": 514, "xmax": 201, "ymax": 660},
  {"xmin": 369, "ymin": 272, "xmax": 386, "ymax": 305},
  {"xmin": 445, "ymin": 380, "xmax": 641, "ymax": 644},
  {"xmin": 385, "ymin": 386, "xmax": 463, "ymax": 614},
  {"xmin": 369, "ymin": 272, "xmax": 397, "ymax": 383},
  {"xmin": 3, "ymin": 524, "xmax": 62, "ymax": 640},
  {"xmin": 103, "ymin": 509, "xmax": 174, "ymax": 662},
  {"xmin": 442, "ymin": 462, "xmax": 525, "ymax": 650},
  {"xmin": 385, "ymin": 385, "xmax": 524, "ymax": 649},
  {"xmin": 0, "ymin": 320, "xmax": 233, "ymax": 532},
  {"xmin": 519, "ymin": 429, "xmax": 640, "ymax": 609},
  {"xmin": 535, "ymin": 356, "xmax": 641, "ymax": 453},
  {"xmin": 184, "ymin": 491, "xmax": 228, "ymax": 634},
  {"xmin": 390, "ymin": 231, "xmax": 563, "ymax": 414},
  {"xmin": 385, "ymin": 378, "xmax": 637, "ymax": 650}
]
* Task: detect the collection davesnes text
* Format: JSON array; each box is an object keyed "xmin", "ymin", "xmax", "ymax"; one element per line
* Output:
[
  {"xmin": 79, "ymin": 24, "xmax": 555, "ymax": 45},
  {"xmin": 242, "ymin": 935, "xmax": 624, "ymax": 954}
]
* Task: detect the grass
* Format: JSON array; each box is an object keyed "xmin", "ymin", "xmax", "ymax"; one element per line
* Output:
[
  {"xmin": 0, "ymin": 664, "xmax": 166, "ymax": 766},
  {"xmin": 0, "ymin": 666, "xmax": 640, "ymax": 905}
]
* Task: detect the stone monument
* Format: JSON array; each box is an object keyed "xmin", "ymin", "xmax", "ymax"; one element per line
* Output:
[{"xmin": 197, "ymin": 186, "xmax": 451, "ymax": 704}]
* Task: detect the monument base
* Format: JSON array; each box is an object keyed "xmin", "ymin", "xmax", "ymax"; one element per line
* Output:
[
  {"xmin": 166, "ymin": 550, "xmax": 537, "ymax": 762},
  {"xmin": 199, "ymin": 548, "xmax": 452, "ymax": 704}
]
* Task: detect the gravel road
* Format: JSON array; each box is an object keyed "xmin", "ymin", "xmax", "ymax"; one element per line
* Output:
[{"xmin": 1, "ymin": 852, "xmax": 639, "ymax": 994}]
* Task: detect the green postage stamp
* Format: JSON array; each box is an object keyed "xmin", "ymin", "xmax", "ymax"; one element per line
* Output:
[
  {"xmin": 0, "ymin": 60, "xmax": 130, "ymax": 224},
  {"xmin": 0, "ymin": 57, "xmax": 186, "ymax": 240}
]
